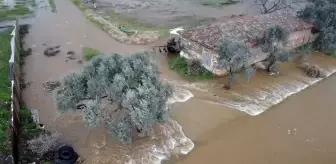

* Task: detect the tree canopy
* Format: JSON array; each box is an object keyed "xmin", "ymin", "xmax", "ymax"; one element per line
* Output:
[
  {"xmin": 297, "ymin": 0, "xmax": 336, "ymax": 54},
  {"xmin": 54, "ymin": 53, "xmax": 173, "ymax": 144},
  {"xmin": 259, "ymin": 25, "xmax": 289, "ymax": 53}
]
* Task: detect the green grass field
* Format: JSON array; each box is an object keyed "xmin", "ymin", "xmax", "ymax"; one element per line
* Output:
[
  {"xmin": 169, "ymin": 56, "xmax": 215, "ymax": 80},
  {"xmin": 0, "ymin": 6, "xmax": 33, "ymax": 21},
  {"xmin": 0, "ymin": 28, "xmax": 13, "ymax": 155}
]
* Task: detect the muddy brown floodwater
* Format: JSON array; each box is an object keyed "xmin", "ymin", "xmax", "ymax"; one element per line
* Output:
[
  {"xmin": 21, "ymin": 0, "xmax": 336, "ymax": 163},
  {"xmin": 177, "ymin": 70, "xmax": 336, "ymax": 164}
]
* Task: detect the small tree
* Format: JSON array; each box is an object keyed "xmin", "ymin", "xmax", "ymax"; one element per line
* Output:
[
  {"xmin": 54, "ymin": 53, "xmax": 173, "ymax": 144},
  {"xmin": 259, "ymin": 25, "xmax": 289, "ymax": 53},
  {"xmin": 259, "ymin": 26, "xmax": 291, "ymax": 73},
  {"xmin": 218, "ymin": 39, "xmax": 251, "ymax": 89},
  {"xmin": 297, "ymin": 0, "xmax": 336, "ymax": 54}
]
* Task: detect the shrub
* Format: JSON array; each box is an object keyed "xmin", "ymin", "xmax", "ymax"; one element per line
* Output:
[
  {"xmin": 48, "ymin": 0, "xmax": 56, "ymax": 12},
  {"xmin": 0, "ymin": 110, "xmax": 11, "ymax": 154},
  {"xmin": 169, "ymin": 56, "xmax": 214, "ymax": 80},
  {"xmin": 83, "ymin": 47, "xmax": 100, "ymax": 61},
  {"xmin": 297, "ymin": 0, "xmax": 336, "ymax": 54},
  {"xmin": 328, "ymin": 52, "xmax": 336, "ymax": 57},
  {"xmin": 27, "ymin": 133, "xmax": 61, "ymax": 156}
]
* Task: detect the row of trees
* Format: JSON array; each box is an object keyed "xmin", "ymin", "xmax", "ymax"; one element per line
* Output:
[
  {"xmin": 221, "ymin": 0, "xmax": 336, "ymax": 89},
  {"xmin": 219, "ymin": 25, "xmax": 290, "ymax": 89},
  {"xmin": 250, "ymin": 0, "xmax": 336, "ymax": 54}
]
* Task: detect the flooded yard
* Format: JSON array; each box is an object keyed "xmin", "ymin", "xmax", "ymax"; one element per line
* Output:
[{"xmin": 15, "ymin": 0, "xmax": 336, "ymax": 163}]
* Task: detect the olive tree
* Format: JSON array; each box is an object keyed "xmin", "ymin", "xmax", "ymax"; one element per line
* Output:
[
  {"xmin": 54, "ymin": 53, "xmax": 173, "ymax": 144},
  {"xmin": 259, "ymin": 26, "xmax": 291, "ymax": 73},
  {"xmin": 218, "ymin": 39, "xmax": 252, "ymax": 90},
  {"xmin": 297, "ymin": 0, "xmax": 336, "ymax": 55}
]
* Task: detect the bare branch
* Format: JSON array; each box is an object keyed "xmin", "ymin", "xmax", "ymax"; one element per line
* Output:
[{"xmin": 249, "ymin": 0, "xmax": 303, "ymax": 14}]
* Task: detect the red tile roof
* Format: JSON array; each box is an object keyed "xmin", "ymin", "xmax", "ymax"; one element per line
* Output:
[{"xmin": 181, "ymin": 11, "xmax": 314, "ymax": 51}]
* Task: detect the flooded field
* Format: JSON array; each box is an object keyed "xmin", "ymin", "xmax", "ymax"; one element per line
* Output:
[
  {"xmin": 95, "ymin": 0, "xmax": 252, "ymax": 28},
  {"xmin": 18, "ymin": 0, "xmax": 336, "ymax": 163}
]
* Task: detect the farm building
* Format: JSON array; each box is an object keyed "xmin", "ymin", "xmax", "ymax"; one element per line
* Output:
[{"xmin": 177, "ymin": 11, "xmax": 316, "ymax": 76}]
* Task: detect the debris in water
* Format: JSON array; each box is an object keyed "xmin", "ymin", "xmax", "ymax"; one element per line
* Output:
[
  {"xmin": 42, "ymin": 40, "xmax": 49, "ymax": 46},
  {"xmin": 43, "ymin": 80, "xmax": 61, "ymax": 93},
  {"xmin": 300, "ymin": 63, "xmax": 326, "ymax": 78},
  {"xmin": 76, "ymin": 53, "xmax": 84, "ymax": 64},
  {"xmin": 76, "ymin": 156, "xmax": 85, "ymax": 164},
  {"xmin": 153, "ymin": 37, "xmax": 184, "ymax": 54},
  {"xmin": 167, "ymin": 37, "xmax": 184, "ymax": 54},
  {"xmin": 66, "ymin": 50, "xmax": 76, "ymax": 60},
  {"xmin": 76, "ymin": 59, "xmax": 83, "ymax": 64},
  {"xmin": 76, "ymin": 104, "xmax": 86, "ymax": 110},
  {"xmin": 44, "ymin": 46, "xmax": 61, "ymax": 57},
  {"xmin": 55, "ymin": 145, "xmax": 79, "ymax": 164}
]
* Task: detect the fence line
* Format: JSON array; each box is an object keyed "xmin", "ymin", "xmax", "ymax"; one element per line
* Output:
[{"xmin": 9, "ymin": 20, "xmax": 21, "ymax": 164}]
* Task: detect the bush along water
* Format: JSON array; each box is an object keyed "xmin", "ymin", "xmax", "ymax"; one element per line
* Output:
[
  {"xmin": 297, "ymin": 0, "xmax": 336, "ymax": 56},
  {"xmin": 169, "ymin": 56, "xmax": 214, "ymax": 80}
]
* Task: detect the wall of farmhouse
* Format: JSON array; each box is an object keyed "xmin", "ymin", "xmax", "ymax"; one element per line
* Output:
[{"xmin": 180, "ymin": 29, "xmax": 317, "ymax": 76}]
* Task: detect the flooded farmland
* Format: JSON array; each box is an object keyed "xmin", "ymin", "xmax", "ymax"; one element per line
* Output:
[{"xmin": 16, "ymin": 0, "xmax": 336, "ymax": 163}]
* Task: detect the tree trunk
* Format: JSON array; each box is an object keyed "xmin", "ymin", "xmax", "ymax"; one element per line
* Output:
[
  {"xmin": 225, "ymin": 71, "xmax": 233, "ymax": 90},
  {"xmin": 267, "ymin": 54, "xmax": 276, "ymax": 72}
]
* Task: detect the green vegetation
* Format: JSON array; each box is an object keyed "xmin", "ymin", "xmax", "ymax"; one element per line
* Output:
[
  {"xmin": 71, "ymin": 0, "xmax": 112, "ymax": 30},
  {"xmin": 328, "ymin": 52, "xmax": 336, "ymax": 57},
  {"xmin": 20, "ymin": 107, "xmax": 43, "ymax": 139},
  {"xmin": 106, "ymin": 9, "xmax": 168, "ymax": 35},
  {"xmin": 218, "ymin": 39, "xmax": 252, "ymax": 89},
  {"xmin": 0, "ymin": 110, "xmax": 11, "ymax": 154},
  {"xmin": 48, "ymin": 0, "xmax": 57, "ymax": 12},
  {"xmin": 298, "ymin": 0, "xmax": 336, "ymax": 55},
  {"xmin": 72, "ymin": 0, "xmax": 86, "ymax": 10},
  {"xmin": 0, "ymin": 29, "xmax": 12, "ymax": 155},
  {"xmin": 70, "ymin": 0, "xmax": 168, "ymax": 36},
  {"xmin": 169, "ymin": 56, "xmax": 214, "ymax": 80},
  {"xmin": 0, "ymin": 29, "xmax": 12, "ymax": 105},
  {"xmin": 20, "ymin": 107, "xmax": 55, "ymax": 163},
  {"xmin": 0, "ymin": 7, "xmax": 33, "ymax": 21},
  {"xmin": 202, "ymin": 0, "xmax": 238, "ymax": 7},
  {"xmin": 83, "ymin": 47, "xmax": 100, "ymax": 61},
  {"xmin": 55, "ymin": 53, "xmax": 173, "ymax": 144}
]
